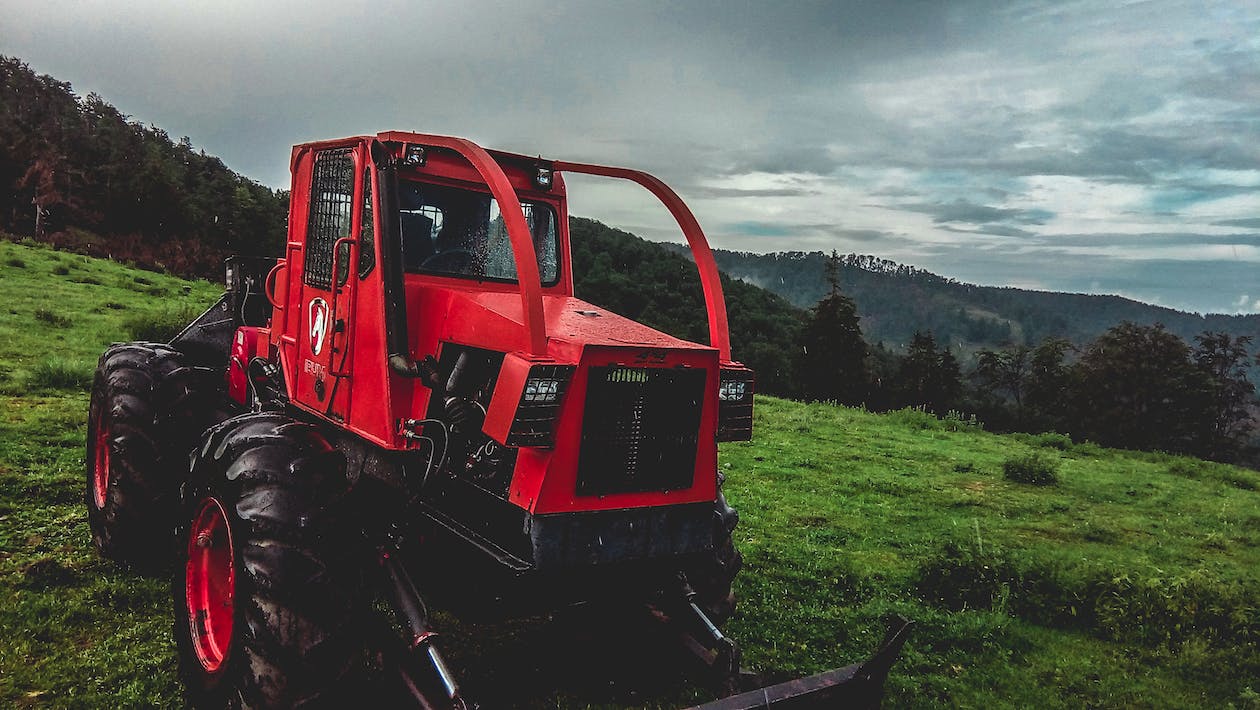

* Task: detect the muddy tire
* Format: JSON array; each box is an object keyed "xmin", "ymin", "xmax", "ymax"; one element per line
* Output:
[
  {"xmin": 174, "ymin": 412, "xmax": 362, "ymax": 709},
  {"xmin": 86, "ymin": 341, "xmax": 218, "ymax": 568}
]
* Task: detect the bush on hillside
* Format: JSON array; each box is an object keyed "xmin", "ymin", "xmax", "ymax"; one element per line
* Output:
[
  {"xmin": 122, "ymin": 305, "xmax": 203, "ymax": 343},
  {"xmin": 27, "ymin": 358, "xmax": 92, "ymax": 391},
  {"xmin": 917, "ymin": 541, "xmax": 1258, "ymax": 648},
  {"xmin": 1003, "ymin": 452, "xmax": 1059, "ymax": 485},
  {"xmin": 33, "ymin": 308, "xmax": 72, "ymax": 328}
]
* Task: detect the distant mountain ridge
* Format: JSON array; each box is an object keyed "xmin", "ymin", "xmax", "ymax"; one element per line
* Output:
[{"xmin": 660, "ymin": 245, "xmax": 1260, "ymax": 352}]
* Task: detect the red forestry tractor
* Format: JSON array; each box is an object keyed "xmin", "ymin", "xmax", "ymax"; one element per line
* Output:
[{"xmin": 85, "ymin": 132, "xmax": 909, "ymax": 708}]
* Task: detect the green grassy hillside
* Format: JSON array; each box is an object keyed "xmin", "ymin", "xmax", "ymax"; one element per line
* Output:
[{"xmin": 0, "ymin": 239, "xmax": 1256, "ymax": 708}]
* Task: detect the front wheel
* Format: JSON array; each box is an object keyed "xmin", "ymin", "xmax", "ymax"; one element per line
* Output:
[
  {"xmin": 686, "ymin": 486, "xmax": 743, "ymax": 626},
  {"xmin": 174, "ymin": 412, "xmax": 362, "ymax": 708}
]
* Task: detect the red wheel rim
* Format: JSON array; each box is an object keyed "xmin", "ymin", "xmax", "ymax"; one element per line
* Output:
[
  {"xmin": 91, "ymin": 414, "xmax": 111, "ymax": 509},
  {"xmin": 185, "ymin": 497, "xmax": 236, "ymax": 674}
]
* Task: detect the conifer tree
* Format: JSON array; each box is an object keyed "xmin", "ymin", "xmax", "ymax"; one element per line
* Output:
[{"xmin": 798, "ymin": 251, "xmax": 868, "ymax": 404}]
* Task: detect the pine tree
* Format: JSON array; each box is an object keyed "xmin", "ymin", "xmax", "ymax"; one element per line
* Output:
[
  {"xmin": 895, "ymin": 331, "xmax": 961, "ymax": 413},
  {"xmin": 1192, "ymin": 332, "xmax": 1255, "ymax": 461},
  {"xmin": 798, "ymin": 251, "xmax": 868, "ymax": 404}
]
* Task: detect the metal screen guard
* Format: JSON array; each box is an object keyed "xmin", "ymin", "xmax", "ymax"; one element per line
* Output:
[
  {"xmin": 553, "ymin": 162, "xmax": 732, "ymax": 362},
  {"xmin": 376, "ymin": 131, "xmax": 548, "ymax": 356}
]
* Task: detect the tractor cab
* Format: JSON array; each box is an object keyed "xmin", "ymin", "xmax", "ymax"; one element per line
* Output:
[{"xmin": 250, "ymin": 133, "xmax": 753, "ymax": 521}]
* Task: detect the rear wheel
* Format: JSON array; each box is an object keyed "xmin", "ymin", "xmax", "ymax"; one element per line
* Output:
[
  {"xmin": 86, "ymin": 341, "xmax": 217, "ymax": 567},
  {"xmin": 174, "ymin": 412, "xmax": 362, "ymax": 708}
]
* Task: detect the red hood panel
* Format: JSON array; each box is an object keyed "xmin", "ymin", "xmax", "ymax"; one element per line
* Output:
[{"xmin": 424, "ymin": 287, "xmax": 712, "ymax": 356}]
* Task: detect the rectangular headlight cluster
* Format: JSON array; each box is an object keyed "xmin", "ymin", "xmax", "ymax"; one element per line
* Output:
[
  {"xmin": 506, "ymin": 364, "xmax": 575, "ymax": 447},
  {"xmin": 718, "ymin": 378, "xmax": 749, "ymax": 402},
  {"xmin": 717, "ymin": 368, "xmax": 755, "ymax": 442},
  {"xmin": 524, "ymin": 376, "xmax": 563, "ymax": 404}
]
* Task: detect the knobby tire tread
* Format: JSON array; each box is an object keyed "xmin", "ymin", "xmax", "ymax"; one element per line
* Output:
[
  {"xmin": 175, "ymin": 412, "xmax": 362, "ymax": 709},
  {"xmin": 86, "ymin": 341, "xmax": 217, "ymax": 568}
]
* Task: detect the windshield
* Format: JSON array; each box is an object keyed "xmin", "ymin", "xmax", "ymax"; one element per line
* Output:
[{"xmin": 397, "ymin": 179, "xmax": 559, "ymax": 285}]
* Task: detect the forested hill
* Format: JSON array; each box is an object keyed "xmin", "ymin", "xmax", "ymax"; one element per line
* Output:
[
  {"xmin": 0, "ymin": 56, "xmax": 287, "ymax": 275},
  {"xmin": 662, "ymin": 246, "xmax": 1260, "ymax": 351}
]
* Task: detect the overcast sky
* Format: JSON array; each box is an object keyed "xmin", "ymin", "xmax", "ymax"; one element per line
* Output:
[{"xmin": 3, "ymin": 0, "xmax": 1258, "ymax": 314}]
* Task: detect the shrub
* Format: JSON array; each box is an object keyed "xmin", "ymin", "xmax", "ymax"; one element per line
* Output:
[
  {"xmin": 1031, "ymin": 432, "xmax": 1072, "ymax": 450},
  {"xmin": 886, "ymin": 406, "xmax": 941, "ymax": 430},
  {"xmin": 33, "ymin": 308, "xmax": 73, "ymax": 328},
  {"xmin": 1003, "ymin": 452, "xmax": 1059, "ymax": 485},
  {"xmin": 1166, "ymin": 459, "xmax": 1203, "ymax": 479},
  {"xmin": 122, "ymin": 305, "xmax": 201, "ymax": 342},
  {"xmin": 917, "ymin": 542, "xmax": 1259, "ymax": 648},
  {"xmin": 27, "ymin": 358, "xmax": 92, "ymax": 391},
  {"xmin": 942, "ymin": 410, "xmax": 982, "ymax": 431}
]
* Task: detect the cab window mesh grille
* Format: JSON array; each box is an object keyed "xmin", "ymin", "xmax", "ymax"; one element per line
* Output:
[{"xmin": 303, "ymin": 149, "xmax": 354, "ymax": 289}]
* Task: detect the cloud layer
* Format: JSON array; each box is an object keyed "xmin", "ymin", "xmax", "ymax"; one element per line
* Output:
[{"xmin": 3, "ymin": 0, "xmax": 1257, "ymax": 313}]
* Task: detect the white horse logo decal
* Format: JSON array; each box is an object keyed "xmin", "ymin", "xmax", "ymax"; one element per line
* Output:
[{"xmin": 309, "ymin": 298, "xmax": 330, "ymax": 356}]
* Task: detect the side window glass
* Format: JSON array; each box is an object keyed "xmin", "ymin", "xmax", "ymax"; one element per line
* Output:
[
  {"xmin": 303, "ymin": 148, "xmax": 354, "ymax": 289},
  {"xmin": 484, "ymin": 203, "xmax": 558, "ymax": 282},
  {"xmin": 359, "ymin": 169, "xmax": 376, "ymax": 278}
]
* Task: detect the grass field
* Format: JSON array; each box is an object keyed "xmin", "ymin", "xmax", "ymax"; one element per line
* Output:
[{"xmin": 0, "ymin": 238, "xmax": 1257, "ymax": 708}]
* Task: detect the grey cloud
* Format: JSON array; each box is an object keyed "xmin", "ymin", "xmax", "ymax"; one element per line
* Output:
[
  {"xmin": 940, "ymin": 224, "xmax": 1040, "ymax": 238},
  {"xmin": 1214, "ymin": 218, "xmax": 1260, "ymax": 230},
  {"xmin": 903, "ymin": 199, "xmax": 1052, "ymax": 226},
  {"xmin": 687, "ymin": 187, "xmax": 821, "ymax": 199},
  {"xmin": 1028, "ymin": 232, "xmax": 1260, "ymax": 248}
]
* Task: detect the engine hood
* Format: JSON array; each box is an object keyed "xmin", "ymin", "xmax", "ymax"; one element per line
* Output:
[{"xmin": 412, "ymin": 284, "xmax": 713, "ymax": 361}]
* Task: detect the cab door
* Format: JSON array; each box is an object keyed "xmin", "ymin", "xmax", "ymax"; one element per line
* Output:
[{"xmin": 293, "ymin": 146, "xmax": 366, "ymax": 421}]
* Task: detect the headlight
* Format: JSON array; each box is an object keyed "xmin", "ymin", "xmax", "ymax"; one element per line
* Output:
[
  {"xmin": 718, "ymin": 379, "xmax": 748, "ymax": 402},
  {"xmin": 717, "ymin": 368, "xmax": 755, "ymax": 441},
  {"xmin": 524, "ymin": 376, "xmax": 563, "ymax": 404}
]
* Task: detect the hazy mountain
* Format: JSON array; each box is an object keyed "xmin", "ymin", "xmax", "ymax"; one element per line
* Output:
[{"xmin": 661, "ymin": 246, "xmax": 1260, "ymax": 353}]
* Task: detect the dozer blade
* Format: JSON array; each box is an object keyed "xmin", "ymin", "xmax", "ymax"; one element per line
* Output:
[{"xmin": 688, "ymin": 617, "xmax": 913, "ymax": 710}]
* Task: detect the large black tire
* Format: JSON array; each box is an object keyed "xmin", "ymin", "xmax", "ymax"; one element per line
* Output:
[
  {"xmin": 86, "ymin": 341, "xmax": 218, "ymax": 567},
  {"xmin": 687, "ymin": 486, "xmax": 743, "ymax": 626},
  {"xmin": 174, "ymin": 412, "xmax": 362, "ymax": 709}
]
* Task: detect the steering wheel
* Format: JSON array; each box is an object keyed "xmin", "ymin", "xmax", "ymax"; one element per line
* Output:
[{"xmin": 420, "ymin": 248, "xmax": 475, "ymax": 273}]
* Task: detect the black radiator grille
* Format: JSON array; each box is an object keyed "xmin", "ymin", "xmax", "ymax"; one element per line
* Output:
[{"xmin": 577, "ymin": 366, "xmax": 707, "ymax": 496}]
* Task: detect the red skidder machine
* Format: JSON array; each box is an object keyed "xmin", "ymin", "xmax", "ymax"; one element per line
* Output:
[{"xmin": 85, "ymin": 132, "xmax": 909, "ymax": 708}]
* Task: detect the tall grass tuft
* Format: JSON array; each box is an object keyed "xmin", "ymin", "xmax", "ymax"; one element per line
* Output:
[
  {"xmin": 27, "ymin": 358, "xmax": 92, "ymax": 391},
  {"xmin": 122, "ymin": 305, "xmax": 202, "ymax": 342},
  {"xmin": 1003, "ymin": 452, "xmax": 1059, "ymax": 485},
  {"xmin": 33, "ymin": 308, "xmax": 73, "ymax": 328}
]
